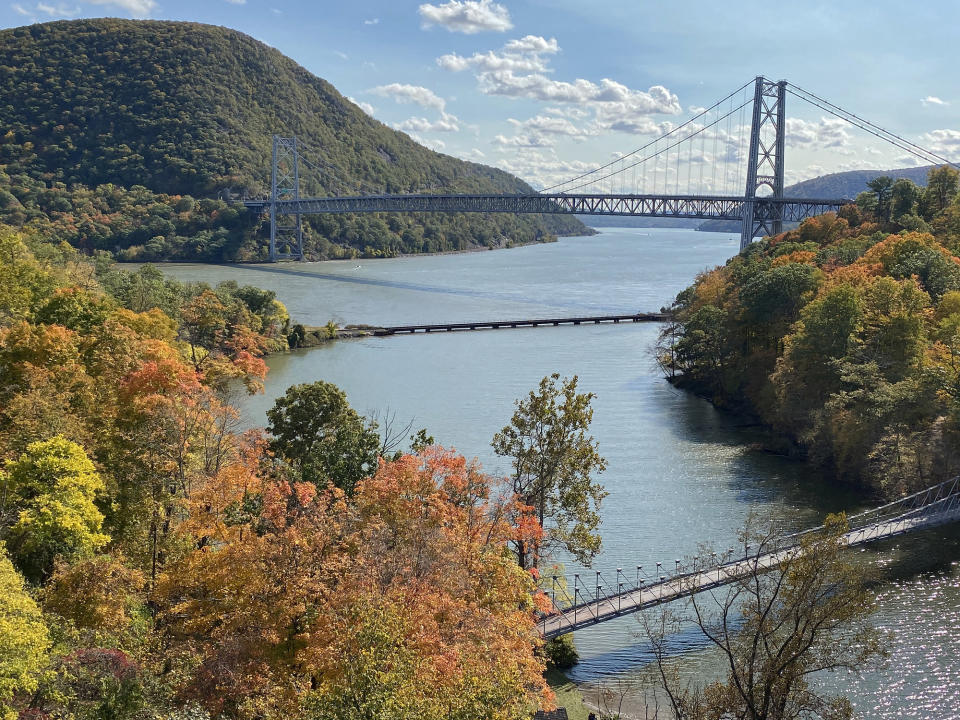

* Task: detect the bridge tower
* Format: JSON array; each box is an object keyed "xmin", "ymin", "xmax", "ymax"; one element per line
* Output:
[
  {"xmin": 740, "ymin": 77, "xmax": 787, "ymax": 251},
  {"xmin": 269, "ymin": 135, "xmax": 304, "ymax": 262}
]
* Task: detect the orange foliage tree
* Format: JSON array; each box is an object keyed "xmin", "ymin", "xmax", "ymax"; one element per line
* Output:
[{"xmin": 154, "ymin": 445, "xmax": 550, "ymax": 720}]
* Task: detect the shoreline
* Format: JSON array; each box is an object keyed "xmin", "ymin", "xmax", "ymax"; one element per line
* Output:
[{"xmin": 115, "ymin": 223, "xmax": 739, "ymax": 267}]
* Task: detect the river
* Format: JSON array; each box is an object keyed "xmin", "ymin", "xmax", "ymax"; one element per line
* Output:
[{"xmin": 153, "ymin": 228, "xmax": 960, "ymax": 719}]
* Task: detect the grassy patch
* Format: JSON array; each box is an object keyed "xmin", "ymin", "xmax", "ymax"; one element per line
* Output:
[{"xmin": 545, "ymin": 668, "xmax": 590, "ymax": 720}]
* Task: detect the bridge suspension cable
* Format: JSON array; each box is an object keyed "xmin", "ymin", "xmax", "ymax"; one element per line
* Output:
[
  {"xmin": 786, "ymin": 82, "xmax": 960, "ymax": 170},
  {"xmin": 556, "ymin": 97, "xmax": 753, "ymax": 194},
  {"xmin": 542, "ymin": 78, "xmax": 756, "ymax": 194}
]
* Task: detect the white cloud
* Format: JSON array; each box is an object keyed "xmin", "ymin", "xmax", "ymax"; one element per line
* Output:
[
  {"xmin": 396, "ymin": 113, "xmax": 461, "ymax": 133},
  {"xmin": 418, "ymin": 0, "xmax": 512, "ymax": 34},
  {"xmin": 333, "ymin": 50, "xmax": 348, "ymax": 60},
  {"xmin": 13, "ymin": 1, "xmax": 80, "ymax": 17},
  {"xmin": 492, "ymin": 133, "xmax": 554, "ymax": 148},
  {"xmin": 490, "ymin": 147, "xmax": 597, "ymax": 189},
  {"xmin": 922, "ymin": 128, "xmax": 960, "ymax": 157},
  {"xmin": 363, "ymin": 17, "xmax": 379, "ymax": 25},
  {"xmin": 895, "ymin": 154, "xmax": 925, "ymax": 167},
  {"xmin": 87, "ymin": 0, "xmax": 156, "ymax": 16},
  {"xmin": 347, "ymin": 97, "xmax": 377, "ymax": 116},
  {"xmin": 921, "ymin": 96, "xmax": 948, "ymax": 107},
  {"xmin": 438, "ymin": 33, "xmax": 680, "ymax": 146},
  {"xmin": 438, "ymin": 34, "xmax": 558, "ymax": 73},
  {"xmin": 784, "ymin": 117, "xmax": 851, "ymax": 149},
  {"xmin": 478, "ymin": 71, "xmax": 679, "ymax": 110},
  {"xmin": 508, "ymin": 114, "xmax": 594, "ymax": 140},
  {"xmin": 224, "ymin": 0, "xmax": 246, "ymax": 4},
  {"xmin": 370, "ymin": 83, "xmax": 447, "ymax": 112},
  {"xmin": 409, "ymin": 134, "xmax": 447, "ymax": 152},
  {"xmin": 458, "ymin": 148, "xmax": 486, "ymax": 161}
]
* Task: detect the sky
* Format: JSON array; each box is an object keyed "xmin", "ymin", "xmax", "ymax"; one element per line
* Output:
[{"xmin": 3, "ymin": 0, "xmax": 959, "ymax": 190}]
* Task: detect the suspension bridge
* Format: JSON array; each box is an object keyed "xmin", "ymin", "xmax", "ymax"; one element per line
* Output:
[
  {"xmin": 537, "ymin": 477, "xmax": 960, "ymax": 639},
  {"xmin": 244, "ymin": 76, "xmax": 958, "ymax": 261}
]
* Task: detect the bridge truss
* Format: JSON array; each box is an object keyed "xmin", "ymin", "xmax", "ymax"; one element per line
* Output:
[{"xmin": 247, "ymin": 192, "xmax": 848, "ymax": 223}]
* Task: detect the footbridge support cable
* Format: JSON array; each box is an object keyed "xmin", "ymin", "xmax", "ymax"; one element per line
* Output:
[{"xmin": 538, "ymin": 477, "xmax": 960, "ymax": 639}]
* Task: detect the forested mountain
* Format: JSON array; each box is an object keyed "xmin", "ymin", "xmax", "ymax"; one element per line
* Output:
[
  {"xmin": 785, "ymin": 165, "xmax": 936, "ymax": 200},
  {"xmin": 0, "ymin": 19, "xmax": 587, "ymax": 261}
]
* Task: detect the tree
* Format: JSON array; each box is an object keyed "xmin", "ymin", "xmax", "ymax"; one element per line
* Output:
[
  {"xmin": 0, "ymin": 437, "xmax": 109, "ymax": 582},
  {"xmin": 0, "ymin": 544, "xmax": 50, "ymax": 720},
  {"xmin": 155, "ymin": 447, "xmax": 550, "ymax": 720},
  {"xmin": 266, "ymin": 381, "xmax": 380, "ymax": 494},
  {"xmin": 890, "ymin": 178, "xmax": 919, "ymax": 222},
  {"xmin": 492, "ymin": 374, "xmax": 607, "ymax": 569},
  {"xmin": 641, "ymin": 515, "xmax": 887, "ymax": 720},
  {"xmin": 923, "ymin": 165, "xmax": 960, "ymax": 217},
  {"xmin": 866, "ymin": 176, "xmax": 894, "ymax": 222}
]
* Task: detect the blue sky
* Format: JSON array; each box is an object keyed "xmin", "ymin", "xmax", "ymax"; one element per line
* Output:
[{"xmin": 3, "ymin": 0, "xmax": 959, "ymax": 189}]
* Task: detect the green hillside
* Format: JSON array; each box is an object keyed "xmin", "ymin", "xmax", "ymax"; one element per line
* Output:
[
  {"xmin": 0, "ymin": 19, "xmax": 587, "ymax": 261},
  {"xmin": 784, "ymin": 165, "xmax": 935, "ymax": 200}
]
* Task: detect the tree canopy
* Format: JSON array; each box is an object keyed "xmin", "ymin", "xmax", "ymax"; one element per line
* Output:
[
  {"xmin": 661, "ymin": 165, "xmax": 960, "ymax": 494},
  {"xmin": 0, "ymin": 224, "xmax": 556, "ymax": 719}
]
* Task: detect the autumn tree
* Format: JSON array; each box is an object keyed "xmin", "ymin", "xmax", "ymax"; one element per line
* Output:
[
  {"xmin": 154, "ymin": 445, "xmax": 550, "ymax": 720},
  {"xmin": 266, "ymin": 381, "xmax": 380, "ymax": 494},
  {"xmin": 641, "ymin": 515, "xmax": 887, "ymax": 720},
  {"xmin": 0, "ymin": 544, "xmax": 50, "ymax": 720},
  {"xmin": 0, "ymin": 437, "xmax": 109, "ymax": 582},
  {"xmin": 492, "ymin": 374, "xmax": 607, "ymax": 569}
]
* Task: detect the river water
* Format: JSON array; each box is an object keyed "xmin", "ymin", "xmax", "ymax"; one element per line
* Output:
[{"xmin": 153, "ymin": 228, "xmax": 960, "ymax": 719}]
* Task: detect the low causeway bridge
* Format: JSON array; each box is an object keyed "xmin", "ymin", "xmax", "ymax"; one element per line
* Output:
[
  {"xmin": 372, "ymin": 311, "xmax": 669, "ymax": 335},
  {"xmin": 539, "ymin": 477, "xmax": 960, "ymax": 639}
]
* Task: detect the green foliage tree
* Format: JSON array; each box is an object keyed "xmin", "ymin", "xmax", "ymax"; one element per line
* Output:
[
  {"xmin": 266, "ymin": 381, "xmax": 380, "ymax": 494},
  {"xmin": 0, "ymin": 437, "xmax": 109, "ymax": 582},
  {"xmin": 890, "ymin": 178, "xmax": 920, "ymax": 221},
  {"xmin": 922, "ymin": 165, "xmax": 960, "ymax": 217},
  {"xmin": 0, "ymin": 544, "xmax": 50, "ymax": 720},
  {"xmin": 866, "ymin": 176, "xmax": 894, "ymax": 221},
  {"xmin": 492, "ymin": 374, "xmax": 607, "ymax": 569}
]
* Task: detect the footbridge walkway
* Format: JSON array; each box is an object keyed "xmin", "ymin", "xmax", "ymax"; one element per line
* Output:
[{"xmin": 539, "ymin": 477, "xmax": 960, "ymax": 639}]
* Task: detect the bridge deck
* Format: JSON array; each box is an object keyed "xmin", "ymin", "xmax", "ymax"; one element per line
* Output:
[
  {"xmin": 245, "ymin": 192, "xmax": 850, "ymax": 221},
  {"xmin": 539, "ymin": 506, "xmax": 960, "ymax": 639},
  {"xmin": 373, "ymin": 312, "xmax": 668, "ymax": 335}
]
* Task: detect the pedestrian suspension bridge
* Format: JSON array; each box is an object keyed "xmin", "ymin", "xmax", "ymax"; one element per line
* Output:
[
  {"xmin": 538, "ymin": 477, "xmax": 960, "ymax": 639},
  {"xmin": 244, "ymin": 76, "xmax": 959, "ymax": 261}
]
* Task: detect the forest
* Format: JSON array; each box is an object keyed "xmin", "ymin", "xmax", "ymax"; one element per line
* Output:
[
  {"xmin": 0, "ymin": 19, "xmax": 587, "ymax": 262},
  {"xmin": 661, "ymin": 166, "xmax": 960, "ymax": 495},
  {"xmin": 0, "ymin": 222, "xmax": 568, "ymax": 719}
]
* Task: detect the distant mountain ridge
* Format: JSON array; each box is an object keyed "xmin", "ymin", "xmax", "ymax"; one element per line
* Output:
[
  {"xmin": 784, "ymin": 165, "xmax": 936, "ymax": 200},
  {"xmin": 0, "ymin": 18, "xmax": 587, "ymax": 261}
]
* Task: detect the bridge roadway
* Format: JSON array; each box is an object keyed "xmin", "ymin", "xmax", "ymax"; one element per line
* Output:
[
  {"xmin": 372, "ymin": 312, "xmax": 669, "ymax": 335},
  {"xmin": 539, "ymin": 496, "xmax": 960, "ymax": 639},
  {"xmin": 244, "ymin": 192, "xmax": 850, "ymax": 222}
]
